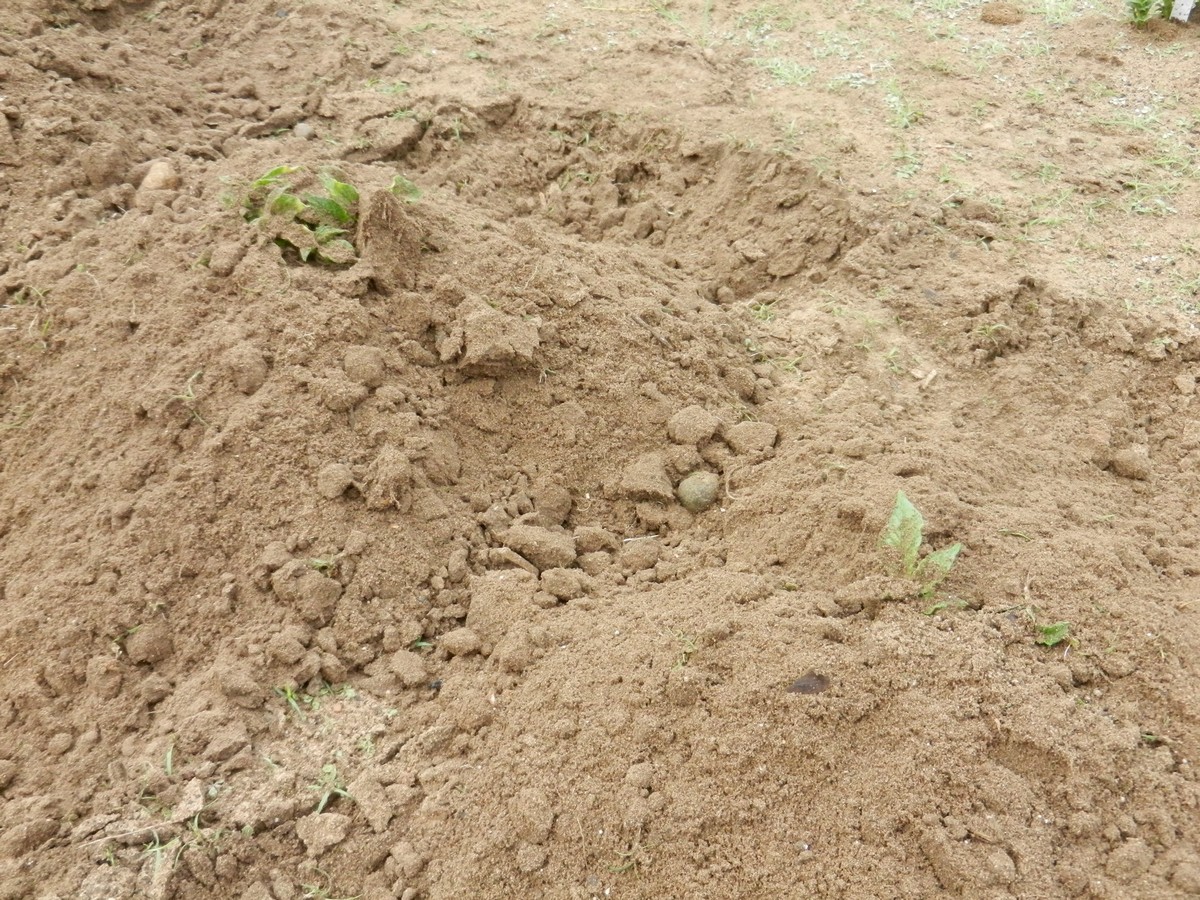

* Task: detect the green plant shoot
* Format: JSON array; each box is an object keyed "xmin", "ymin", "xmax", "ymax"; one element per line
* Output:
[
  {"xmin": 880, "ymin": 491, "xmax": 962, "ymax": 597},
  {"xmin": 1035, "ymin": 621, "xmax": 1072, "ymax": 647}
]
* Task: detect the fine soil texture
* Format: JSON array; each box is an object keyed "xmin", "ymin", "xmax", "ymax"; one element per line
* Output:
[{"xmin": 1, "ymin": 1, "xmax": 1199, "ymax": 898}]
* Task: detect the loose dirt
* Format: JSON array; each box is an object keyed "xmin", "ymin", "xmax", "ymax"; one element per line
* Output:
[{"xmin": 1, "ymin": 0, "xmax": 1198, "ymax": 898}]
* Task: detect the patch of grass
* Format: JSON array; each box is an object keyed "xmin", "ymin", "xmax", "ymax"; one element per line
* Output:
[
  {"xmin": 1128, "ymin": 0, "xmax": 1173, "ymax": 26},
  {"xmin": 275, "ymin": 685, "xmax": 310, "ymax": 719},
  {"xmin": 893, "ymin": 145, "xmax": 921, "ymax": 179},
  {"xmin": 750, "ymin": 56, "xmax": 815, "ymax": 86},
  {"xmin": 307, "ymin": 555, "xmax": 337, "ymax": 573},
  {"xmin": 736, "ymin": 3, "xmax": 797, "ymax": 40},
  {"xmin": 237, "ymin": 165, "xmax": 361, "ymax": 265},
  {"xmin": 884, "ymin": 79, "xmax": 924, "ymax": 129},
  {"xmin": 879, "ymin": 491, "xmax": 962, "ymax": 597},
  {"xmin": 310, "ymin": 764, "xmax": 352, "ymax": 813},
  {"xmin": 1122, "ymin": 179, "xmax": 1180, "ymax": 217},
  {"xmin": 748, "ymin": 298, "xmax": 778, "ymax": 321}
]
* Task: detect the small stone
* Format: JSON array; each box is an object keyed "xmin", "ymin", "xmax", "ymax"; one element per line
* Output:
[
  {"xmin": 624, "ymin": 762, "xmax": 654, "ymax": 790},
  {"xmin": 0, "ymin": 819, "xmax": 58, "ymax": 859},
  {"xmin": 259, "ymin": 541, "xmax": 291, "ymax": 572},
  {"xmin": 573, "ymin": 526, "xmax": 619, "ymax": 554},
  {"xmin": 80, "ymin": 142, "xmax": 128, "ymax": 188},
  {"xmin": 532, "ymin": 485, "xmax": 572, "ymax": 527},
  {"xmin": 501, "ymin": 524, "xmax": 577, "ymax": 571},
  {"xmin": 224, "ymin": 344, "xmax": 268, "ymax": 394},
  {"xmin": 1105, "ymin": 838, "xmax": 1153, "ymax": 883},
  {"xmin": 208, "ymin": 242, "xmax": 246, "ymax": 277},
  {"xmin": 0, "ymin": 760, "xmax": 17, "ymax": 791},
  {"xmin": 313, "ymin": 370, "xmax": 369, "ymax": 412},
  {"xmin": 1172, "ymin": 858, "xmax": 1200, "ymax": 892},
  {"xmin": 140, "ymin": 160, "xmax": 181, "ymax": 192},
  {"xmin": 724, "ymin": 421, "xmax": 778, "ymax": 454},
  {"xmin": 295, "ymin": 813, "xmax": 350, "ymax": 856},
  {"xmin": 1175, "ymin": 373, "xmax": 1196, "ymax": 395},
  {"xmin": 1108, "ymin": 447, "xmax": 1151, "ymax": 481},
  {"xmin": 621, "ymin": 453, "xmax": 674, "ymax": 503},
  {"xmin": 47, "ymin": 732, "xmax": 74, "ymax": 755},
  {"xmin": 343, "ymin": 346, "xmax": 386, "ymax": 388},
  {"xmin": 347, "ymin": 775, "xmax": 392, "ymax": 833},
  {"xmin": 316, "ymin": 463, "xmax": 355, "ymax": 499},
  {"xmin": 577, "ymin": 552, "xmax": 611, "ymax": 576},
  {"xmin": 439, "ymin": 627, "xmax": 482, "ymax": 657},
  {"xmin": 495, "ymin": 632, "xmax": 534, "ymax": 673},
  {"xmin": 619, "ymin": 539, "xmax": 662, "ymax": 573},
  {"xmin": 125, "ymin": 621, "xmax": 174, "ymax": 664},
  {"xmin": 86, "ymin": 656, "xmax": 123, "ymax": 699},
  {"xmin": 540, "ymin": 568, "xmax": 584, "ymax": 601},
  {"xmin": 676, "ymin": 471, "xmax": 720, "ymax": 513},
  {"xmin": 667, "ymin": 405, "xmax": 720, "ymax": 445},
  {"xmin": 1098, "ymin": 653, "xmax": 1137, "ymax": 679},
  {"xmin": 511, "ymin": 788, "xmax": 554, "ymax": 843},
  {"xmin": 390, "ymin": 840, "xmax": 426, "ymax": 879},
  {"xmin": 271, "ymin": 562, "xmax": 343, "ymax": 625},
  {"xmin": 390, "ymin": 650, "xmax": 427, "ymax": 687},
  {"xmin": 293, "ymin": 121, "xmax": 316, "ymax": 140},
  {"xmin": 516, "ymin": 842, "xmax": 548, "ymax": 873}
]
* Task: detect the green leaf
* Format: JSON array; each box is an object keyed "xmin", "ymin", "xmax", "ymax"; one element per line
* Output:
[
  {"xmin": 390, "ymin": 174, "xmax": 421, "ymax": 202},
  {"xmin": 319, "ymin": 172, "xmax": 360, "ymax": 207},
  {"xmin": 313, "ymin": 224, "xmax": 348, "ymax": 243},
  {"xmin": 923, "ymin": 598, "xmax": 967, "ymax": 616},
  {"xmin": 315, "ymin": 239, "xmax": 358, "ymax": 266},
  {"xmin": 920, "ymin": 543, "xmax": 962, "ymax": 583},
  {"xmin": 1035, "ymin": 621, "xmax": 1072, "ymax": 647},
  {"xmin": 251, "ymin": 164, "xmax": 299, "ymax": 190},
  {"xmin": 881, "ymin": 491, "xmax": 923, "ymax": 577},
  {"xmin": 268, "ymin": 190, "xmax": 307, "ymax": 217},
  {"xmin": 305, "ymin": 195, "xmax": 353, "ymax": 225}
]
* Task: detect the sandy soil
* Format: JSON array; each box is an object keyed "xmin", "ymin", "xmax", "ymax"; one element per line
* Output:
[{"xmin": 1, "ymin": 0, "xmax": 1199, "ymax": 897}]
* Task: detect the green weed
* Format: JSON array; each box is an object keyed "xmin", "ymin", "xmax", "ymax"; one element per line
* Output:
[
  {"xmin": 310, "ymin": 764, "xmax": 352, "ymax": 813},
  {"xmin": 879, "ymin": 491, "xmax": 962, "ymax": 597},
  {"xmin": 673, "ymin": 632, "xmax": 698, "ymax": 669},
  {"xmin": 884, "ymin": 79, "xmax": 924, "ymax": 129},
  {"xmin": 170, "ymin": 371, "xmax": 209, "ymax": 426},
  {"xmin": 1035, "ymin": 621, "xmax": 1072, "ymax": 647},
  {"xmin": 390, "ymin": 174, "xmax": 422, "ymax": 202},
  {"xmin": 1128, "ymin": 0, "xmax": 1173, "ymax": 26},
  {"xmin": 750, "ymin": 56, "xmax": 815, "ymax": 86},
  {"xmin": 239, "ymin": 166, "xmax": 361, "ymax": 265}
]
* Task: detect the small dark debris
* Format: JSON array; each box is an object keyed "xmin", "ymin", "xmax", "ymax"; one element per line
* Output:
[
  {"xmin": 787, "ymin": 672, "xmax": 830, "ymax": 694},
  {"xmin": 428, "ymin": 679, "xmax": 443, "ymax": 693}
]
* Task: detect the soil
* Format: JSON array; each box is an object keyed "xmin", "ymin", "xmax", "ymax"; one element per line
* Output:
[{"xmin": 1, "ymin": 0, "xmax": 1199, "ymax": 898}]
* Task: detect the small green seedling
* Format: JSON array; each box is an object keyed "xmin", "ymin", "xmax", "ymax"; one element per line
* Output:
[
  {"xmin": 310, "ymin": 764, "xmax": 352, "ymax": 813},
  {"xmin": 673, "ymin": 632, "xmax": 698, "ymax": 669},
  {"xmin": 389, "ymin": 174, "xmax": 421, "ymax": 202},
  {"xmin": 1035, "ymin": 621, "xmax": 1072, "ymax": 647},
  {"xmin": 274, "ymin": 685, "xmax": 308, "ymax": 719},
  {"xmin": 1128, "ymin": 0, "xmax": 1173, "ymax": 26},
  {"xmin": 880, "ymin": 491, "xmax": 962, "ymax": 597},
  {"xmin": 923, "ymin": 598, "xmax": 968, "ymax": 616},
  {"xmin": 239, "ymin": 166, "xmax": 361, "ymax": 265}
]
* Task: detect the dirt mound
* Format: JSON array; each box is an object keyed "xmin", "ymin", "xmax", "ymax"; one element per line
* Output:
[{"xmin": 1, "ymin": 1, "xmax": 1198, "ymax": 899}]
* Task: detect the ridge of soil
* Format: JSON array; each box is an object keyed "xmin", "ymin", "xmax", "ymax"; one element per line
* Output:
[{"xmin": 1, "ymin": 1, "xmax": 1198, "ymax": 898}]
